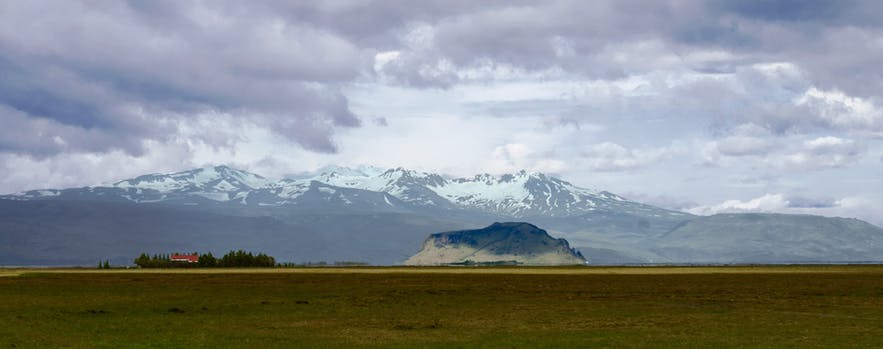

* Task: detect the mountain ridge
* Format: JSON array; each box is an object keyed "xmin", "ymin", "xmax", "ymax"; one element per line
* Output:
[
  {"xmin": 4, "ymin": 165, "xmax": 883, "ymax": 266},
  {"xmin": 6, "ymin": 165, "xmax": 684, "ymax": 220}
]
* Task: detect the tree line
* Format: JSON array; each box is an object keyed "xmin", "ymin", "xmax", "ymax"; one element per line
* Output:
[{"xmin": 134, "ymin": 250, "xmax": 276, "ymax": 268}]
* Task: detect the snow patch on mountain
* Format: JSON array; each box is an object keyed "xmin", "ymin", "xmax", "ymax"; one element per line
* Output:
[
  {"xmin": 114, "ymin": 165, "xmax": 271, "ymax": 192},
  {"xmin": 435, "ymin": 173, "xmax": 531, "ymax": 203},
  {"xmin": 5, "ymin": 165, "xmax": 668, "ymax": 219}
]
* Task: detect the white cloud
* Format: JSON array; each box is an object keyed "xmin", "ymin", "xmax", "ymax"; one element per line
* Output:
[
  {"xmin": 0, "ymin": 1, "xmax": 370, "ymax": 156},
  {"xmin": 687, "ymin": 193, "xmax": 883, "ymax": 227},
  {"xmin": 687, "ymin": 193, "xmax": 790, "ymax": 215},
  {"xmin": 782, "ymin": 136, "xmax": 863, "ymax": 169},
  {"xmin": 490, "ymin": 143, "xmax": 566, "ymax": 174},
  {"xmin": 795, "ymin": 87, "xmax": 883, "ymax": 133},
  {"xmin": 0, "ymin": 141, "xmax": 194, "ymax": 194},
  {"xmin": 580, "ymin": 142, "xmax": 675, "ymax": 171},
  {"xmin": 711, "ymin": 136, "xmax": 777, "ymax": 157},
  {"xmin": 3, "ymin": 1, "xmax": 883, "ymax": 230},
  {"xmin": 373, "ymin": 50, "xmax": 401, "ymax": 72},
  {"xmin": 493, "ymin": 143, "xmax": 530, "ymax": 160},
  {"xmin": 699, "ymin": 132, "xmax": 865, "ymax": 170}
]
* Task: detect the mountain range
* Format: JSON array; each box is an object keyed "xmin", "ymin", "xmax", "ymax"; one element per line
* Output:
[{"xmin": 2, "ymin": 165, "xmax": 883, "ymax": 266}]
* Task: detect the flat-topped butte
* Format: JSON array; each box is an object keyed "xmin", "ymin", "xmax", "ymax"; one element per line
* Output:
[{"xmin": 406, "ymin": 222, "xmax": 586, "ymax": 266}]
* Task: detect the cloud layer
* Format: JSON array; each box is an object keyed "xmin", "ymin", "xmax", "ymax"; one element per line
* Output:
[
  {"xmin": 0, "ymin": 1, "xmax": 369, "ymax": 155},
  {"xmin": 2, "ymin": 1, "xmax": 882, "ymax": 225}
]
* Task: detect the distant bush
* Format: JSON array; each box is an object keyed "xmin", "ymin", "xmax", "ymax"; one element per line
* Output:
[
  {"xmin": 217, "ymin": 250, "xmax": 275, "ymax": 268},
  {"xmin": 134, "ymin": 253, "xmax": 179, "ymax": 268},
  {"xmin": 198, "ymin": 252, "xmax": 217, "ymax": 267},
  {"xmin": 333, "ymin": 261, "xmax": 368, "ymax": 266},
  {"xmin": 276, "ymin": 261, "xmax": 368, "ymax": 267},
  {"xmin": 98, "ymin": 259, "xmax": 111, "ymax": 269},
  {"xmin": 134, "ymin": 251, "xmax": 276, "ymax": 268}
]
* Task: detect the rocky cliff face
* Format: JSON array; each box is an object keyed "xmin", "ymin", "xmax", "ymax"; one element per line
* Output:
[{"xmin": 405, "ymin": 222, "xmax": 586, "ymax": 265}]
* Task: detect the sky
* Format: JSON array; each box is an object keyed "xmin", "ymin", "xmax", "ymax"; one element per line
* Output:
[{"xmin": 1, "ymin": 1, "xmax": 882, "ymax": 225}]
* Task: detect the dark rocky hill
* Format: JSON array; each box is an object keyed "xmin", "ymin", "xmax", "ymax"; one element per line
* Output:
[{"xmin": 405, "ymin": 222, "xmax": 586, "ymax": 265}]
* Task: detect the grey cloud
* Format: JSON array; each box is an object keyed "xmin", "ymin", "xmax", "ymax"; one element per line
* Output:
[
  {"xmin": 0, "ymin": 140, "xmax": 195, "ymax": 194},
  {"xmin": 668, "ymin": 64, "xmax": 883, "ymax": 138},
  {"xmin": 786, "ymin": 195, "xmax": 838, "ymax": 209},
  {"xmin": 380, "ymin": 50, "xmax": 461, "ymax": 88},
  {"xmin": 465, "ymin": 99, "xmax": 579, "ymax": 119},
  {"xmin": 360, "ymin": 0, "xmax": 883, "ymax": 103},
  {"xmin": 381, "ymin": 2, "xmax": 679, "ymax": 84},
  {"xmin": 707, "ymin": 1, "xmax": 882, "ymax": 33},
  {"xmin": 133, "ymin": 1, "xmax": 883, "ymax": 105},
  {"xmin": 714, "ymin": 136, "xmax": 777, "ymax": 157},
  {"xmin": 0, "ymin": 105, "xmax": 151, "ymax": 157},
  {"xmin": 539, "ymin": 116, "xmax": 582, "ymax": 131},
  {"xmin": 702, "ymin": 123, "xmax": 780, "ymax": 159},
  {"xmin": 783, "ymin": 136, "xmax": 864, "ymax": 169},
  {"xmin": 0, "ymin": 1, "xmax": 370, "ymax": 156},
  {"xmin": 694, "ymin": 1, "xmax": 883, "ymax": 99},
  {"xmin": 703, "ymin": 134, "xmax": 865, "ymax": 171},
  {"xmin": 3, "ymin": 0, "xmax": 883, "ymax": 160},
  {"xmin": 619, "ymin": 192, "xmax": 698, "ymax": 211},
  {"xmin": 731, "ymin": 172, "xmax": 781, "ymax": 186},
  {"xmin": 674, "ymin": 69, "xmax": 814, "ymax": 134},
  {"xmin": 711, "ymin": 0, "xmax": 843, "ymax": 22},
  {"xmin": 239, "ymin": 1, "xmax": 515, "ymax": 49},
  {"xmin": 579, "ymin": 142, "xmax": 674, "ymax": 172},
  {"xmin": 799, "ymin": 28, "xmax": 883, "ymax": 98}
]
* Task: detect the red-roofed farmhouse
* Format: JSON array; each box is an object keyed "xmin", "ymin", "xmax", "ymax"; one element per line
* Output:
[{"xmin": 170, "ymin": 253, "xmax": 199, "ymax": 263}]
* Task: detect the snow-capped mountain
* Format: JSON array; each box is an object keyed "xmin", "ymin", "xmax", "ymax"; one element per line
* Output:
[
  {"xmin": 302, "ymin": 166, "xmax": 453, "ymax": 208},
  {"xmin": 115, "ymin": 165, "xmax": 271, "ymax": 191},
  {"xmin": 13, "ymin": 165, "xmax": 270, "ymax": 204},
  {"xmin": 273, "ymin": 166, "xmax": 683, "ymax": 218},
  {"xmin": 4, "ymin": 164, "xmax": 883, "ymax": 266},
  {"xmin": 115, "ymin": 165, "xmax": 271, "ymax": 203},
  {"xmin": 7, "ymin": 165, "xmax": 677, "ymax": 219},
  {"xmin": 432, "ymin": 171, "xmax": 650, "ymax": 217}
]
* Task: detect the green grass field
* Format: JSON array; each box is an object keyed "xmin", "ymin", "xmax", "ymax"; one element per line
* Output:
[{"xmin": 2, "ymin": 266, "xmax": 883, "ymax": 348}]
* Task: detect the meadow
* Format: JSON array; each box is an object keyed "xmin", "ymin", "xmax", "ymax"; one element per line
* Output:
[{"xmin": 1, "ymin": 266, "xmax": 882, "ymax": 348}]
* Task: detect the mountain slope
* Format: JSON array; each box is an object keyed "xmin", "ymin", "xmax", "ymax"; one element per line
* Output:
[
  {"xmin": 652, "ymin": 213, "xmax": 883, "ymax": 263},
  {"xmin": 12, "ymin": 165, "xmax": 270, "ymax": 205},
  {"xmin": 405, "ymin": 222, "xmax": 586, "ymax": 265},
  {"xmin": 0, "ymin": 198, "xmax": 472, "ymax": 266},
  {"xmin": 0, "ymin": 199, "xmax": 324, "ymax": 266},
  {"xmin": 3, "ymin": 165, "xmax": 883, "ymax": 266},
  {"xmin": 293, "ymin": 167, "xmax": 685, "ymax": 219},
  {"xmin": 4, "ymin": 165, "xmax": 685, "ymax": 227}
]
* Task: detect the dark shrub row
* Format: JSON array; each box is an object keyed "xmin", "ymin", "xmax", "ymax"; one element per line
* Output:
[{"xmin": 134, "ymin": 250, "xmax": 275, "ymax": 268}]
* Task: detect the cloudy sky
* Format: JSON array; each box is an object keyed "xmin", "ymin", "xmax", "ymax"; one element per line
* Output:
[{"xmin": 1, "ymin": 0, "xmax": 882, "ymax": 224}]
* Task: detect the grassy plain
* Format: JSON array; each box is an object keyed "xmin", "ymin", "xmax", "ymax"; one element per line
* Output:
[{"xmin": 1, "ymin": 266, "xmax": 882, "ymax": 348}]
